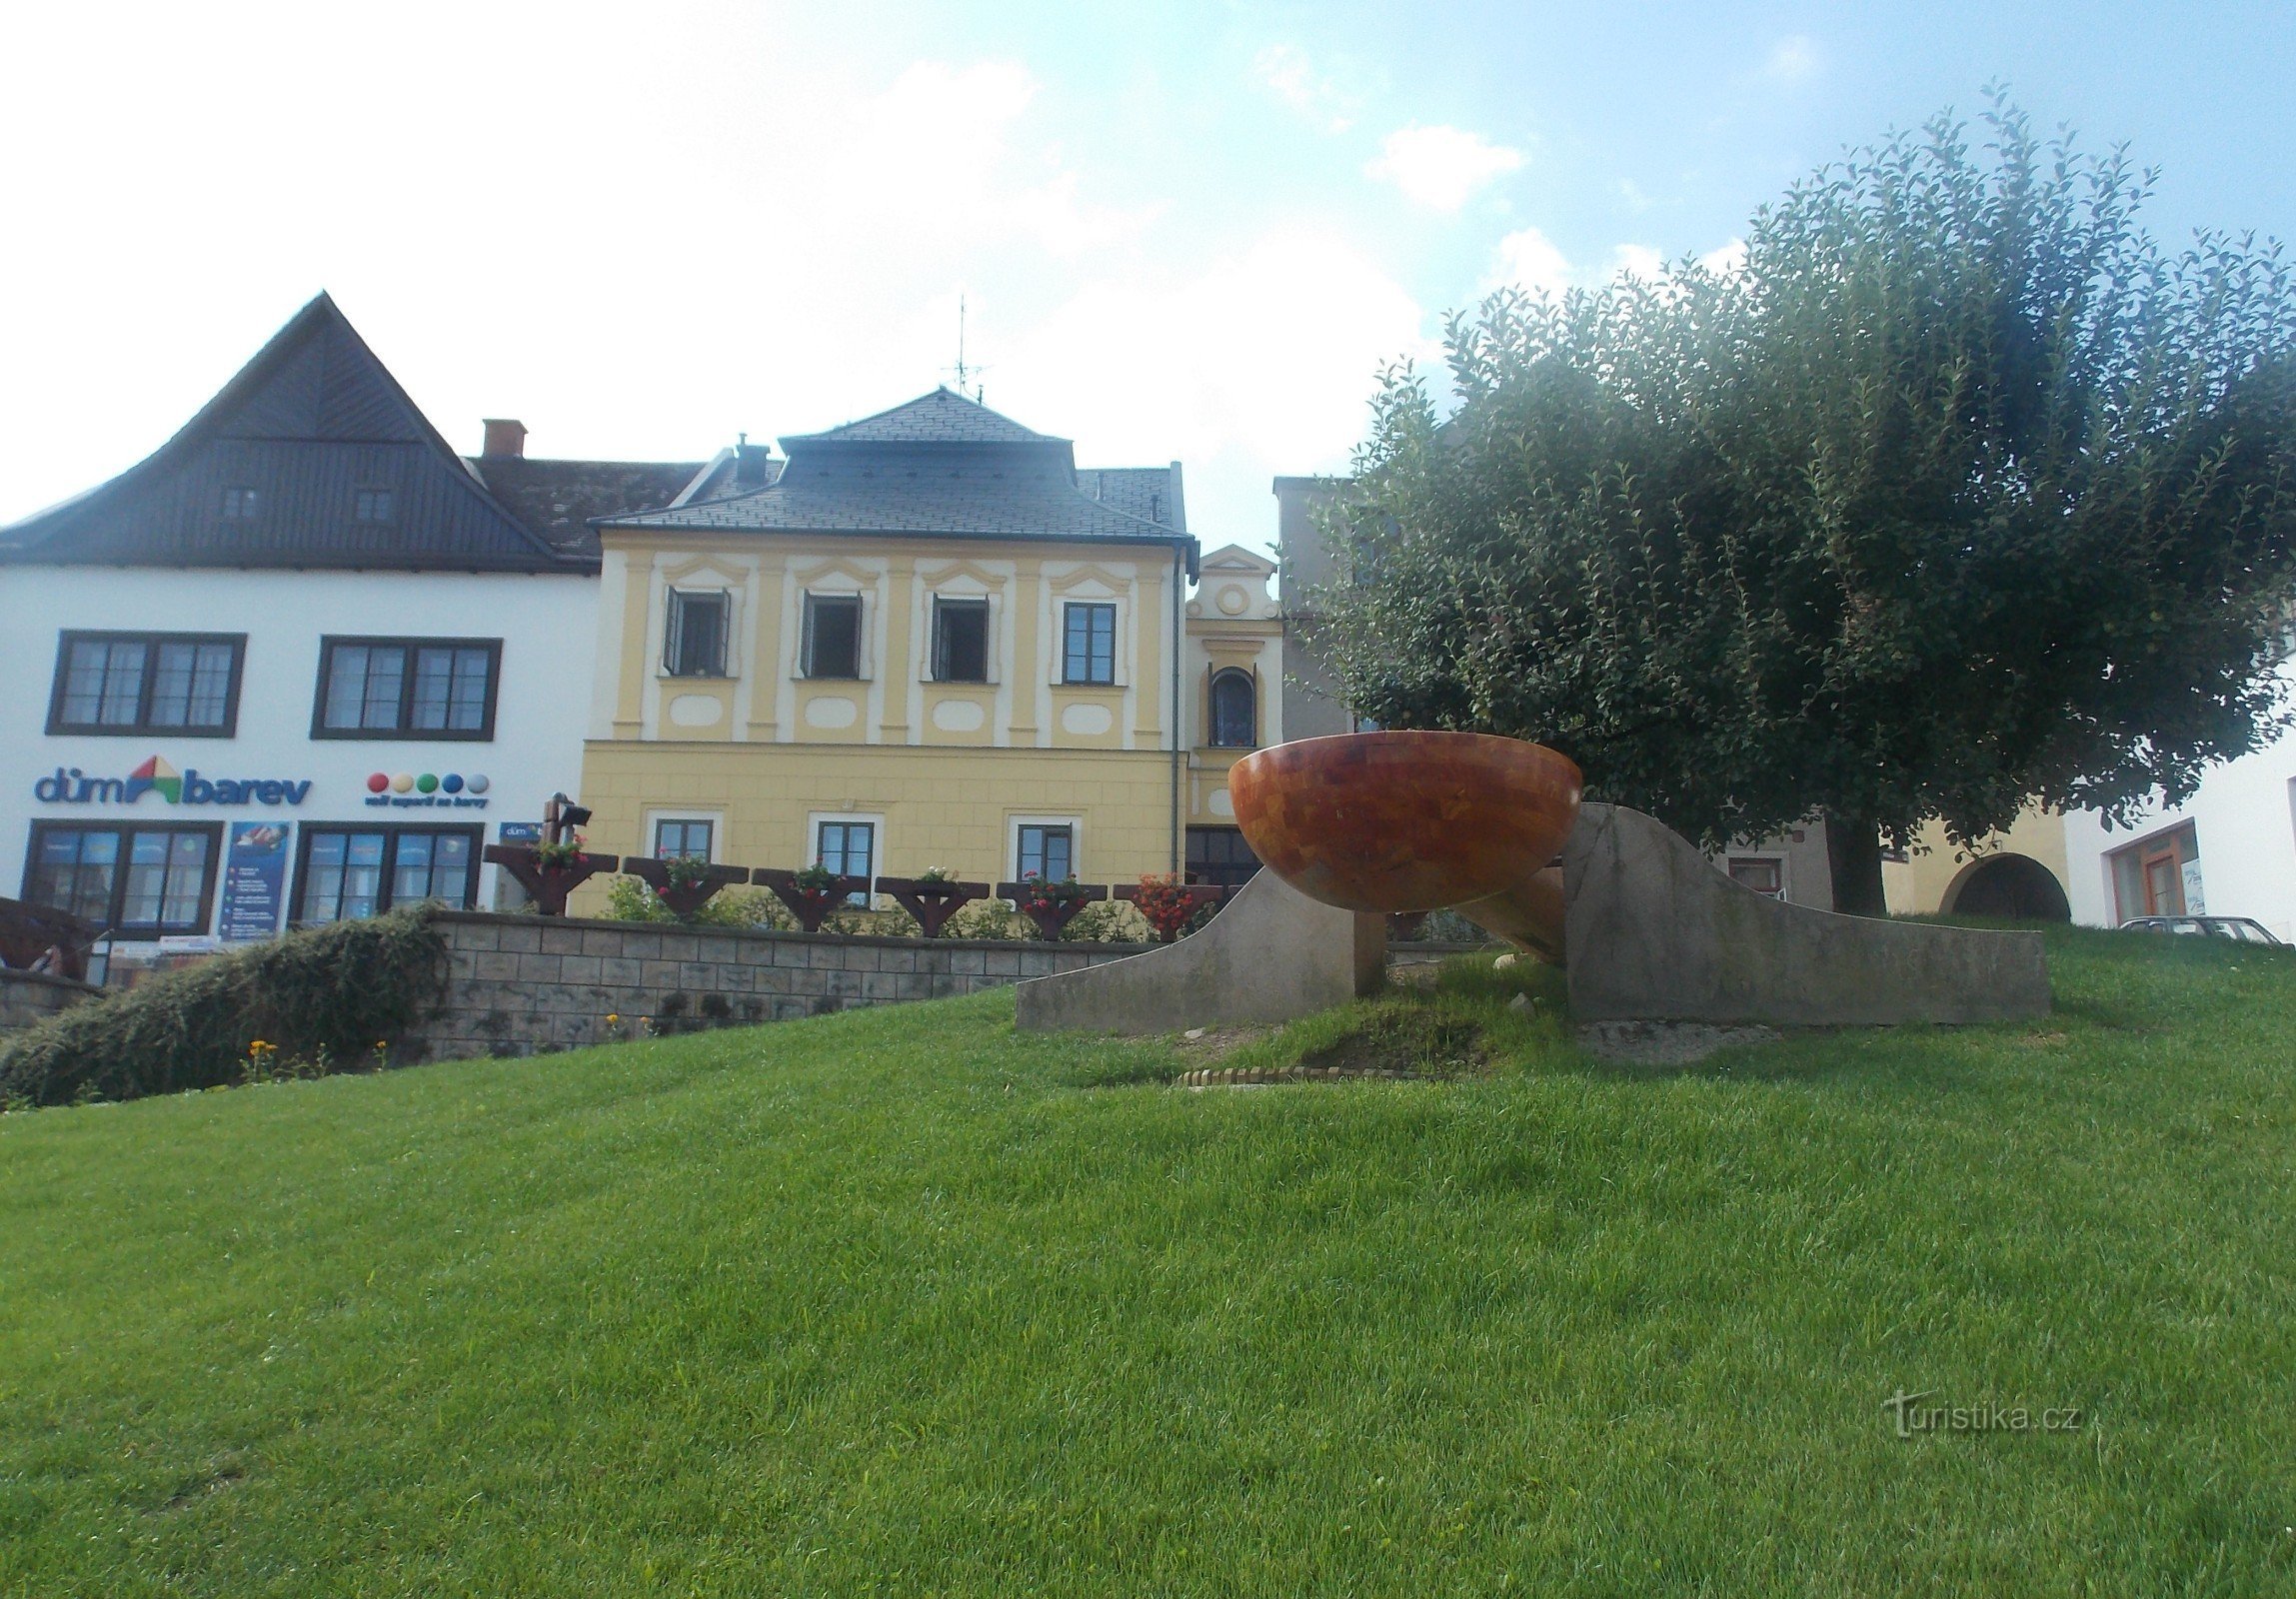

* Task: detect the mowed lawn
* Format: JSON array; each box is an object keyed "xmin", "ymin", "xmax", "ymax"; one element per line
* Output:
[{"xmin": 2, "ymin": 929, "xmax": 2293, "ymax": 1596}]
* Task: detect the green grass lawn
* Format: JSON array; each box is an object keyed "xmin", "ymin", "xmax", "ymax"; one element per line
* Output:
[{"xmin": 2, "ymin": 927, "xmax": 2293, "ymax": 1596}]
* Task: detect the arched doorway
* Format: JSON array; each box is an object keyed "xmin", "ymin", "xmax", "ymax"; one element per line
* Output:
[{"xmin": 1942, "ymin": 853, "xmax": 2071, "ymax": 921}]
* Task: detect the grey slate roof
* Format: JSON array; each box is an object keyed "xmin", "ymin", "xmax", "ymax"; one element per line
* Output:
[
  {"xmin": 468, "ymin": 454, "xmax": 734, "ymax": 558},
  {"xmin": 606, "ymin": 390, "xmax": 1194, "ymax": 568},
  {"xmin": 1080, "ymin": 466, "xmax": 1186, "ymax": 533},
  {"xmin": 607, "ymin": 477, "xmax": 1186, "ymax": 542},
  {"xmin": 0, "ymin": 294, "xmax": 590, "ymax": 574},
  {"xmin": 784, "ymin": 388, "xmax": 1054, "ymax": 446}
]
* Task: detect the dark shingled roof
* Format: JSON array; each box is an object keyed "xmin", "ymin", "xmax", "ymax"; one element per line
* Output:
[
  {"xmin": 1079, "ymin": 466, "xmax": 1186, "ymax": 533},
  {"xmin": 605, "ymin": 391, "xmax": 1194, "ymax": 571},
  {"xmin": 0, "ymin": 294, "xmax": 592, "ymax": 574},
  {"xmin": 785, "ymin": 388, "xmax": 1054, "ymax": 446},
  {"xmin": 468, "ymin": 454, "xmax": 754, "ymax": 558}
]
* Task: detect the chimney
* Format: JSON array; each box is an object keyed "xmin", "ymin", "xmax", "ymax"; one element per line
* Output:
[
  {"xmin": 482, "ymin": 419, "xmax": 528, "ymax": 459},
  {"xmin": 734, "ymin": 431, "xmax": 772, "ymax": 488}
]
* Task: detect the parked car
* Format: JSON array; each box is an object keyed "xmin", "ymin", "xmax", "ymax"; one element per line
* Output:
[{"xmin": 2117, "ymin": 915, "xmax": 2284, "ymax": 944}]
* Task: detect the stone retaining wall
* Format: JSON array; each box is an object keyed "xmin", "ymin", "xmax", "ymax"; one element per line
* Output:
[
  {"xmin": 407, "ymin": 911, "xmax": 1153, "ymax": 1062},
  {"xmin": 0, "ymin": 967, "xmax": 103, "ymax": 1034}
]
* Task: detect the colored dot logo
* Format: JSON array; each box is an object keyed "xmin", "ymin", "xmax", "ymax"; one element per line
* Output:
[{"xmin": 365, "ymin": 771, "xmax": 490, "ymax": 797}]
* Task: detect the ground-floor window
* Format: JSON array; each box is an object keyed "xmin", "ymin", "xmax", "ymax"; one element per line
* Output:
[
  {"xmin": 294, "ymin": 824, "xmax": 480, "ymax": 925},
  {"xmin": 1016, "ymin": 822, "xmax": 1076, "ymax": 882},
  {"xmin": 654, "ymin": 817, "xmax": 714, "ymax": 860},
  {"xmin": 2108, "ymin": 820, "xmax": 2200, "ymax": 920},
  {"xmin": 1185, "ymin": 825, "xmax": 1260, "ymax": 890},
  {"xmin": 23, "ymin": 821, "xmax": 222, "ymax": 938},
  {"xmin": 1727, "ymin": 856, "xmax": 1785, "ymax": 898},
  {"xmin": 813, "ymin": 817, "xmax": 876, "ymax": 905}
]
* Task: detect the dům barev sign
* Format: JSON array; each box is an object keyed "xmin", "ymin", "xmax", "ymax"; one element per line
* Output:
[{"xmin": 33, "ymin": 756, "xmax": 311, "ymax": 806}]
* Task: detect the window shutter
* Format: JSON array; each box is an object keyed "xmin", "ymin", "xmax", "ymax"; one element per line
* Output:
[{"xmin": 664, "ymin": 592, "xmax": 686, "ymax": 675}]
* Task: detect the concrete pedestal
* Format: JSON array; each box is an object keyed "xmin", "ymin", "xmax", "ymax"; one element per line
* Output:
[{"xmin": 1014, "ymin": 870, "xmax": 1385, "ymax": 1034}]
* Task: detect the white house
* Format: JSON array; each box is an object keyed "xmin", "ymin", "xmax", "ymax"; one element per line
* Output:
[
  {"xmin": 2063, "ymin": 661, "xmax": 2296, "ymax": 939},
  {"xmin": 0, "ymin": 295, "xmax": 718, "ymax": 963}
]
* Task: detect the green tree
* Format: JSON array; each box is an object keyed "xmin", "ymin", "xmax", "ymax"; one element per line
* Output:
[{"xmin": 1310, "ymin": 99, "xmax": 2296, "ymax": 912}]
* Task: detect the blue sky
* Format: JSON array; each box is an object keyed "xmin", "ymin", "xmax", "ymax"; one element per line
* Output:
[{"xmin": 3, "ymin": 1, "xmax": 2291, "ymax": 554}]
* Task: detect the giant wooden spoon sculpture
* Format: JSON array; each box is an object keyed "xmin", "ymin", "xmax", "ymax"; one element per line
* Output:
[{"xmin": 1226, "ymin": 731, "xmax": 1583, "ymax": 961}]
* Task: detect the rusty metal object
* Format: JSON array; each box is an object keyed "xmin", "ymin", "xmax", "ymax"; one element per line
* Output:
[{"xmin": 1227, "ymin": 732, "xmax": 1582, "ymax": 959}]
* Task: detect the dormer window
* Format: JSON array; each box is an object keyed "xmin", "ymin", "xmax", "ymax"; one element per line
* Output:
[
  {"xmin": 354, "ymin": 488, "xmax": 394, "ymax": 524},
  {"xmin": 220, "ymin": 486, "xmax": 259, "ymax": 521}
]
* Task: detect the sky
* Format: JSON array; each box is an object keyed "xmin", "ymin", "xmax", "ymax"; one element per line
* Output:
[{"xmin": 3, "ymin": 2, "xmax": 2293, "ymax": 556}]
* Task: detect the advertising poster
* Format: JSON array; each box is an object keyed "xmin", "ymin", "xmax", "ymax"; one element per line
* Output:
[{"xmin": 218, "ymin": 820, "xmax": 292, "ymax": 941}]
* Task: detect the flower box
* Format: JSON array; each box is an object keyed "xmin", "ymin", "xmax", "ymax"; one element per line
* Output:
[
  {"xmin": 876, "ymin": 875, "xmax": 993, "ymax": 938},
  {"xmin": 621, "ymin": 857, "xmax": 751, "ymax": 920},
  {"xmin": 993, "ymin": 877, "xmax": 1110, "ymax": 941},
  {"xmin": 753, "ymin": 867, "xmax": 874, "ymax": 933},
  {"xmin": 1115, "ymin": 879, "xmax": 1229, "ymax": 942},
  {"xmin": 482, "ymin": 845, "xmax": 621, "ymax": 916}
]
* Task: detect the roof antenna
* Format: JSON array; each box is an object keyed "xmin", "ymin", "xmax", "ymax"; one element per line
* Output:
[{"xmin": 946, "ymin": 295, "xmax": 989, "ymax": 402}]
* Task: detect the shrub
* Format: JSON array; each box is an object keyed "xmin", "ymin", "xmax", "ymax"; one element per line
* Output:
[
  {"xmin": 0, "ymin": 907, "xmax": 450, "ymax": 1109},
  {"xmin": 942, "ymin": 899, "xmax": 1034, "ymax": 941},
  {"xmin": 1061, "ymin": 900, "xmax": 1150, "ymax": 943},
  {"xmin": 601, "ymin": 877, "xmax": 796, "ymax": 931},
  {"xmin": 1130, "ymin": 873, "xmax": 1197, "ymax": 942}
]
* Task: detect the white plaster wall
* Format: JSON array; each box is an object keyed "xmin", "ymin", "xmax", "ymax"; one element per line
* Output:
[
  {"xmin": 2064, "ymin": 662, "xmax": 2296, "ymax": 938},
  {"xmin": 0, "ymin": 565, "xmax": 596, "ymax": 934}
]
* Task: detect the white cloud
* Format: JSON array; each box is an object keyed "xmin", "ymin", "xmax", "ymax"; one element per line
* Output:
[
  {"xmin": 999, "ymin": 229, "xmax": 1431, "ymax": 524},
  {"xmin": 1251, "ymin": 43, "xmax": 1360, "ymax": 134},
  {"xmin": 1609, "ymin": 243, "xmax": 1667, "ymax": 282},
  {"xmin": 1482, "ymin": 232, "xmax": 1745, "ymax": 299},
  {"xmin": 1486, "ymin": 227, "xmax": 1574, "ymax": 299},
  {"xmin": 1365, "ymin": 124, "xmax": 1524, "ymax": 212},
  {"xmin": 1764, "ymin": 34, "xmax": 1821, "ymax": 83}
]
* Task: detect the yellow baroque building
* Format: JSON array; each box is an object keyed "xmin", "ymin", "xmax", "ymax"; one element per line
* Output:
[{"xmin": 574, "ymin": 390, "xmax": 1281, "ymax": 905}]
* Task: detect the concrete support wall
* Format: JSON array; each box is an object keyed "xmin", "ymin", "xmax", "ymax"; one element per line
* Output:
[
  {"xmin": 1565, "ymin": 804, "xmax": 2050, "ymax": 1025},
  {"xmin": 408, "ymin": 911, "xmax": 1148, "ymax": 1062},
  {"xmin": 1014, "ymin": 869, "xmax": 1385, "ymax": 1033}
]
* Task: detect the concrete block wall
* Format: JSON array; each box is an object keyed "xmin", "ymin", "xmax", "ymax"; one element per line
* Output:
[
  {"xmin": 406, "ymin": 910, "xmax": 1150, "ymax": 1062},
  {"xmin": 0, "ymin": 967, "xmax": 102, "ymax": 1034}
]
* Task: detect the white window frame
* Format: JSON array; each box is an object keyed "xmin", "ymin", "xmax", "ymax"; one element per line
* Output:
[
  {"xmin": 927, "ymin": 592, "xmax": 999, "ymax": 686},
  {"xmin": 1057, "ymin": 598, "xmax": 1126, "ymax": 688},
  {"xmin": 643, "ymin": 808, "xmax": 727, "ymax": 863},
  {"xmin": 800, "ymin": 590, "xmax": 870, "ymax": 682},
  {"xmin": 1008, "ymin": 813, "xmax": 1085, "ymax": 883},
  {"xmin": 662, "ymin": 586, "xmax": 738, "ymax": 680},
  {"xmin": 808, "ymin": 810, "xmax": 886, "ymax": 901}
]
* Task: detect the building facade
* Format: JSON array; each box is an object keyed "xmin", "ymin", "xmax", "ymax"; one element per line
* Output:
[
  {"xmin": 0, "ymin": 296, "xmax": 706, "ymax": 965},
  {"xmin": 2060, "ymin": 661, "xmax": 2296, "ymax": 938},
  {"xmin": 576, "ymin": 391, "xmax": 1276, "ymax": 899}
]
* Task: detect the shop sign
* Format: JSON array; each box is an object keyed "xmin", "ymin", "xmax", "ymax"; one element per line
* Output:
[
  {"xmin": 218, "ymin": 822, "xmax": 292, "ymax": 942},
  {"xmin": 33, "ymin": 756, "xmax": 311, "ymax": 806},
  {"xmin": 364, "ymin": 771, "xmax": 491, "ymax": 810}
]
